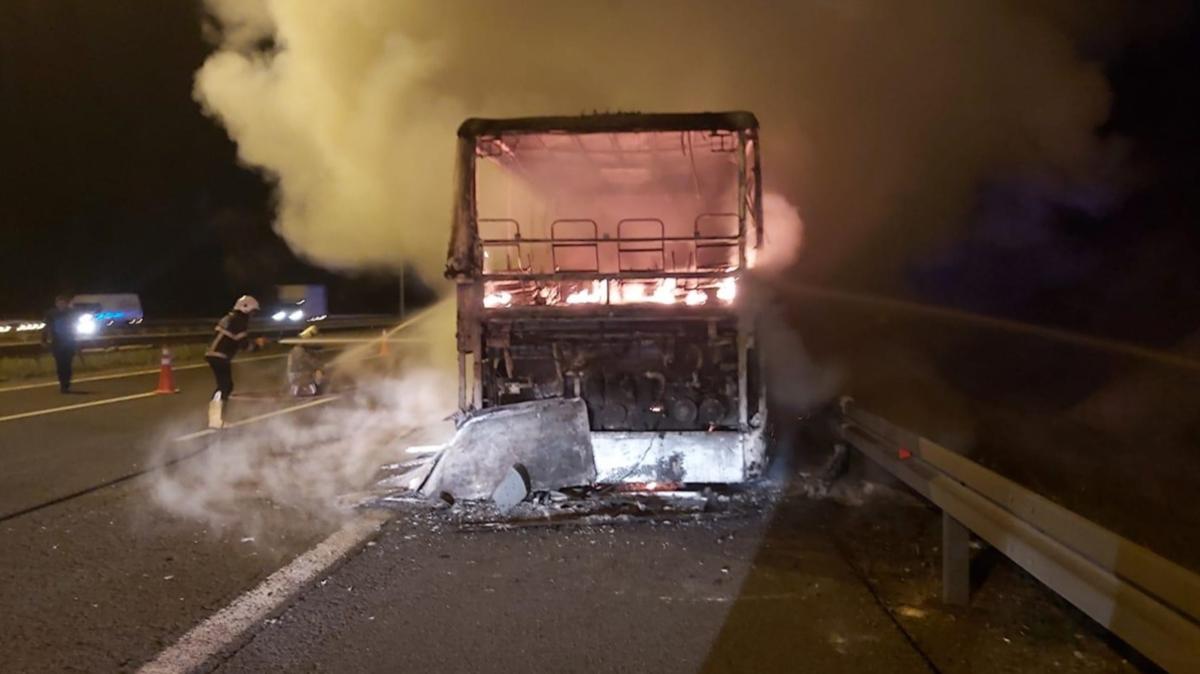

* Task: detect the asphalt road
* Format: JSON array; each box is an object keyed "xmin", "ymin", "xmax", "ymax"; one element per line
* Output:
[
  {"xmin": 0, "ymin": 300, "xmax": 1174, "ymax": 673},
  {"xmin": 0, "ymin": 357, "xmax": 335, "ymax": 673},
  {"xmin": 215, "ymin": 487, "xmax": 1144, "ymax": 674}
]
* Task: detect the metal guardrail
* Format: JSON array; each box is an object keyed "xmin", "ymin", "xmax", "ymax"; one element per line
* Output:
[
  {"xmin": 0, "ymin": 315, "xmax": 401, "ymax": 357},
  {"xmin": 836, "ymin": 398, "xmax": 1200, "ymax": 672}
]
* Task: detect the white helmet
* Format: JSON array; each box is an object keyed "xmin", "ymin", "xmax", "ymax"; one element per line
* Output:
[{"xmin": 233, "ymin": 295, "xmax": 260, "ymax": 314}]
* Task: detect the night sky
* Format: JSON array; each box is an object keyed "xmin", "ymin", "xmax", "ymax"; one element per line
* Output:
[
  {"xmin": 2, "ymin": 1, "xmax": 1198, "ymax": 345},
  {"xmin": 0, "ymin": 1, "xmax": 406, "ymax": 318},
  {"xmin": 910, "ymin": 17, "xmax": 1200, "ymax": 348}
]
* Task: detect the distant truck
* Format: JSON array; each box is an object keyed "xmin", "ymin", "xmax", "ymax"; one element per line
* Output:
[
  {"xmin": 270, "ymin": 284, "xmax": 328, "ymax": 323},
  {"xmin": 446, "ymin": 111, "xmax": 767, "ymax": 484}
]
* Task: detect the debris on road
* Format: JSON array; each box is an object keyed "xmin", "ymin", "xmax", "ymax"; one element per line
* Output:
[
  {"xmin": 366, "ymin": 426, "xmax": 892, "ymax": 531},
  {"xmin": 896, "ymin": 605, "xmax": 927, "ymax": 619},
  {"xmin": 370, "ymin": 475, "xmax": 784, "ymax": 533},
  {"xmin": 490, "ymin": 464, "xmax": 531, "ymax": 515},
  {"xmin": 377, "ymin": 398, "xmax": 595, "ymax": 506},
  {"xmin": 416, "ymin": 398, "xmax": 596, "ymax": 501},
  {"xmin": 361, "ymin": 400, "xmax": 898, "ymax": 530}
]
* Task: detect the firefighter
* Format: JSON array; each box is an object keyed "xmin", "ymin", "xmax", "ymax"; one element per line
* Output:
[
  {"xmin": 206, "ymin": 295, "xmax": 259, "ymax": 428},
  {"xmin": 287, "ymin": 325, "xmax": 325, "ymax": 397}
]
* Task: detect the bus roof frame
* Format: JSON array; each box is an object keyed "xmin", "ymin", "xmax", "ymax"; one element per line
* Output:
[{"xmin": 457, "ymin": 111, "xmax": 759, "ymax": 139}]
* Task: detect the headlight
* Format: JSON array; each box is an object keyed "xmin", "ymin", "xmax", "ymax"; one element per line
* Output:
[
  {"xmin": 288, "ymin": 309, "xmax": 304, "ymax": 322},
  {"xmin": 272, "ymin": 311, "xmax": 287, "ymax": 321},
  {"xmin": 75, "ymin": 313, "xmax": 98, "ymax": 336}
]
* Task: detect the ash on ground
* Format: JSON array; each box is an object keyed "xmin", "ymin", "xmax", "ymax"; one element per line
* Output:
[
  {"xmin": 347, "ymin": 424, "xmax": 905, "ymax": 532},
  {"xmin": 366, "ymin": 481, "xmax": 786, "ymax": 532},
  {"xmin": 355, "ymin": 462, "xmax": 900, "ymax": 534}
]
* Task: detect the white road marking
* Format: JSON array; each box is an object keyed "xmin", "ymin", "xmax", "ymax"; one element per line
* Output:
[
  {"xmin": 172, "ymin": 395, "xmax": 342, "ymax": 443},
  {"xmin": 0, "ymin": 353, "xmax": 289, "ymax": 393},
  {"xmin": 137, "ymin": 512, "xmax": 389, "ymax": 674},
  {"xmin": 0, "ymin": 391, "xmax": 162, "ymax": 423},
  {"xmin": 0, "ymin": 372, "xmax": 338, "ymax": 427},
  {"xmin": 2, "ymin": 307, "xmax": 436, "ymax": 393},
  {"xmin": 132, "ymin": 309, "xmax": 445, "ymax": 669}
]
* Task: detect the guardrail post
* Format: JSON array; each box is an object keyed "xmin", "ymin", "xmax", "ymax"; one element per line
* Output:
[
  {"xmin": 942, "ymin": 511, "xmax": 971, "ymax": 606},
  {"xmin": 841, "ymin": 404, "xmax": 1200, "ymax": 670}
]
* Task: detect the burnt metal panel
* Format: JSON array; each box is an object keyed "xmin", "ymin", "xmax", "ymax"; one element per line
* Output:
[
  {"xmin": 446, "ymin": 135, "xmax": 479, "ymax": 278},
  {"xmin": 458, "ymin": 111, "xmax": 759, "ymax": 139},
  {"xmin": 423, "ymin": 398, "xmax": 596, "ymax": 499}
]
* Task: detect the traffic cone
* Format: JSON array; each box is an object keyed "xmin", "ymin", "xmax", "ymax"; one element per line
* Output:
[
  {"xmin": 155, "ymin": 346, "xmax": 179, "ymax": 394},
  {"xmin": 379, "ymin": 329, "xmax": 390, "ymax": 357}
]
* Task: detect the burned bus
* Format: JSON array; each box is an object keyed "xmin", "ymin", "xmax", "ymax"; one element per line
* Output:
[{"xmin": 445, "ymin": 112, "xmax": 766, "ymax": 484}]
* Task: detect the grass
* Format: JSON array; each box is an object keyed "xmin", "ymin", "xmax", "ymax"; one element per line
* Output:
[{"xmin": 0, "ymin": 342, "xmax": 278, "ymax": 384}]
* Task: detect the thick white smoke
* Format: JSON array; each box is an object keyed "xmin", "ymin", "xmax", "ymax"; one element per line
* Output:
[
  {"xmin": 148, "ymin": 299, "xmax": 459, "ymax": 534},
  {"xmin": 196, "ymin": 0, "xmax": 1118, "ymax": 281},
  {"xmin": 150, "ymin": 370, "xmax": 455, "ymax": 534},
  {"xmin": 757, "ymin": 193, "xmax": 805, "ymax": 272}
]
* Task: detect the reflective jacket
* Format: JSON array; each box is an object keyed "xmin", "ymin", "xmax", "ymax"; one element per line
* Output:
[
  {"xmin": 205, "ymin": 311, "xmax": 250, "ymax": 360},
  {"xmin": 287, "ymin": 345, "xmax": 322, "ymax": 385}
]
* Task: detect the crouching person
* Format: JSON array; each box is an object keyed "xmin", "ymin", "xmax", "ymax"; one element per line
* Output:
[{"xmin": 288, "ymin": 326, "xmax": 326, "ymax": 397}]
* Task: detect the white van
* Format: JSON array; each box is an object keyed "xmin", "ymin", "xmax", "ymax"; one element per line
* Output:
[{"xmin": 70, "ymin": 294, "xmax": 144, "ymax": 327}]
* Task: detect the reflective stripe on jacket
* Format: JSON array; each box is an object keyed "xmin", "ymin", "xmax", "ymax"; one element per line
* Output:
[{"xmin": 205, "ymin": 311, "xmax": 250, "ymax": 359}]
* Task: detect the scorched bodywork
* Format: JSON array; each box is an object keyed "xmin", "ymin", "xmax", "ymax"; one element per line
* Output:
[{"xmin": 446, "ymin": 111, "xmax": 767, "ymax": 483}]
